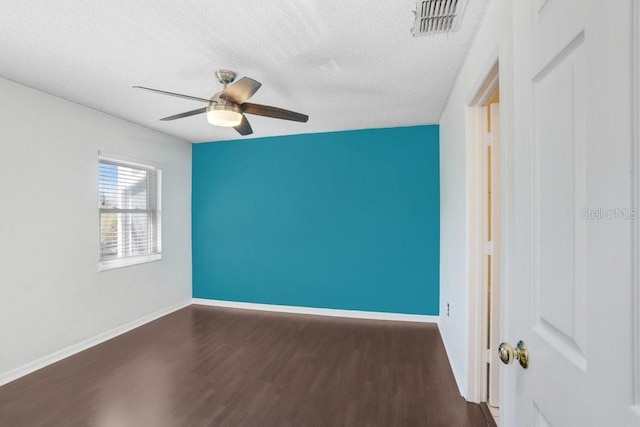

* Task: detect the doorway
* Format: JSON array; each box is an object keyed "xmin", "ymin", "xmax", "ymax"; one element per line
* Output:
[
  {"xmin": 467, "ymin": 61, "xmax": 501, "ymax": 423},
  {"xmin": 484, "ymin": 91, "xmax": 500, "ymax": 410}
]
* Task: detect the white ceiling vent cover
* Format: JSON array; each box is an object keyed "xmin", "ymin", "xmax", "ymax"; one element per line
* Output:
[{"xmin": 411, "ymin": 0, "xmax": 466, "ymax": 36}]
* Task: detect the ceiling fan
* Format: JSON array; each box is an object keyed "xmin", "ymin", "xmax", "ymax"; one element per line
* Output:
[{"xmin": 133, "ymin": 70, "xmax": 309, "ymax": 136}]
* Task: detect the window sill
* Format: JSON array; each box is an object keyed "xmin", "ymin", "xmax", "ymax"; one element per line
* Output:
[{"xmin": 98, "ymin": 254, "xmax": 162, "ymax": 272}]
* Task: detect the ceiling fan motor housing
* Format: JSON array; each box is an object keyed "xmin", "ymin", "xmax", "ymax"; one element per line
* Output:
[{"xmin": 215, "ymin": 69, "xmax": 237, "ymax": 86}]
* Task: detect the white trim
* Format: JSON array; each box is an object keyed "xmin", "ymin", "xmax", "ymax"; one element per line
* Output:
[
  {"xmin": 465, "ymin": 55, "xmax": 501, "ymax": 404},
  {"xmin": 98, "ymin": 150, "xmax": 163, "ymax": 169},
  {"xmin": 0, "ymin": 299, "xmax": 191, "ymax": 387},
  {"xmin": 192, "ymin": 298, "xmax": 438, "ymax": 323},
  {"xmin": 466, "ymin": 102, "xmax": 487, "ymax": 403},
  {"xmin": 439, "ymin": 319, "xmax": 465, "ymax": 396},
  {"xmin": 466, "ymin": 50, "xmax": 499, "ymax": 106},
  {"xmin": 98, "ymin": 253, "xmax": 162, "ymax": 272}
]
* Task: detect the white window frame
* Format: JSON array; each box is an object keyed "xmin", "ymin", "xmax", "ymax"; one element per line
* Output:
[{"xmin": 98, "ymin": 151, "xmax": 162, "ymax": 271}]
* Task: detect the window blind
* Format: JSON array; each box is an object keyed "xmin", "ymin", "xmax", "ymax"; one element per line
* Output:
[{"xmin": 99, "ymin": 159, "xmax": 161, "ymax": 265}]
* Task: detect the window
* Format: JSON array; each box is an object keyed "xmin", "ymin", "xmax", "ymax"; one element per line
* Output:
[{"xmin": 98, "ymin": 154, "xmax": 162, "ymax": 271}]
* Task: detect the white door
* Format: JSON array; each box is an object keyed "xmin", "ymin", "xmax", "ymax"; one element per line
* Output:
[{"xmin": 503, "ymin": 1, "xmax": 638, "ymax": 426}]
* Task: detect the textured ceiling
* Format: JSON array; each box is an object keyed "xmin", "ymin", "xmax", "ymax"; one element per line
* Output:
[{"xmin": 0, "ymin": 0, "xmax": 489, "ymax": 143}]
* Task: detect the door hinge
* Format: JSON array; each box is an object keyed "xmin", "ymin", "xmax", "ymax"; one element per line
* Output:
[
  {"xmin": 486, "ymin": 241, "xmax": 493, "ymax": 256},
  {"xmin": 486, "ymin": 132, "xmax": 493, "ymax": 146}
]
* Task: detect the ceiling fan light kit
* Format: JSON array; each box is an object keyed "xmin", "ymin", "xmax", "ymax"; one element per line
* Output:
[
  {"xmin": 206, "ymin": 103, "xmax": 242, "ymax": 127},
  {"xmin": 134, "ymin": 69, "xmax": 309, "ymax": 136}
]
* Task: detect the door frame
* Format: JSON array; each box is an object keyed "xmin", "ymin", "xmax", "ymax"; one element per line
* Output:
[
  {"xmin": 464, "ymin": 49, "xmax": 511, "ymax": 406},
  {"xmin": 463, "ymin": 33, "xmax": 516, "ymax": 406},
  {"xmin": 466, "ymin": 60, "xmax": 498, "ymax": 404}
]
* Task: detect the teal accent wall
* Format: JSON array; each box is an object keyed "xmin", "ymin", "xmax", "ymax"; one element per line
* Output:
[{"xmin": 192, "ymin": 125, "xmax": 439, "ymax": 315}]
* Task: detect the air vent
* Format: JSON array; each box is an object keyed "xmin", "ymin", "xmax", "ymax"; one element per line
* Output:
[{"xmin": 411, "ymin": 0, "xmax": 465, "ymax": 36}]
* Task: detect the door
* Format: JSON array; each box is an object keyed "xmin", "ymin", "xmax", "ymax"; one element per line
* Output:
[{"xmin": 503, "ymin": 1, "xmax": 637, "ymax": 426}]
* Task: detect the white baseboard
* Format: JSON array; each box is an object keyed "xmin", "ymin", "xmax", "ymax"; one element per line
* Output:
[
  {"xmin": 438, "ymin": 319, "xmax": 465, "ymax": 397},
  {"xmin": 0, "ymin": 299, "xmax": 191, "ymax": 387},
  {"xmin": 192, "ymin": 298, "xmax": 439, "ymax": 323}
]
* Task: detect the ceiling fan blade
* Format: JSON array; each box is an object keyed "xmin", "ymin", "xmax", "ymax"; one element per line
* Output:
[
  {"xmin": 219, "ymin": 77, "xmax": 262, "ymax": 104},
  {"xmin": 133, "ymin": 86, "xmax": 211, "ymax": 103},
  {"xmin": 234, "ymin": 115, "xmax": 253, "ymax": 136},
  {"xmin": 242, "ymin": 103, "xmax": 309, "ymax": 123},
  {"xmin": 160, "ymin": 107, "xmax": 207, "ymax": 121}
]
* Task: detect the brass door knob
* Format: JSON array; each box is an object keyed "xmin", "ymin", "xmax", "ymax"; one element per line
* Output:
[{"xmin": 498, "ymin": 340, "xmax": 529, "ymax": 369}]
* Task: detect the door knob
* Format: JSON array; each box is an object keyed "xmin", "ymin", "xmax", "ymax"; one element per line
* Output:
[{"xmin": 498, "ymin": 340, "xmax": 529, "ymax": 369}]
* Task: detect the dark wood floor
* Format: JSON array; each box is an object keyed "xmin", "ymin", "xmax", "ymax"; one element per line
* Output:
[{"xmin": 0, "ymin": 305, "xmax": 491, "ymax": 427}]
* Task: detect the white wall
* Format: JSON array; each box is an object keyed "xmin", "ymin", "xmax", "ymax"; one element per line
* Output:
[
  {"xmin": 438, "ymin": 0, "xmax": 513, "ymax": 400},
  {"xmin": 0, "ymin": 77, "xmax": 192, "ymax": 382}
]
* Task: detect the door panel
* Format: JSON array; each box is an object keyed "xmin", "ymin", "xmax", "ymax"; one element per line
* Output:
[
  {"xmin": 532, "ymin": 403, "xmax": 553, "ymax": 427},
  {"xmin": 532, "ymin": 0, "xmax": 585, "ymax": 72},
  {"xmin": 532, "ymin": 39, "xmax": 587, "ymax": 363}
]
